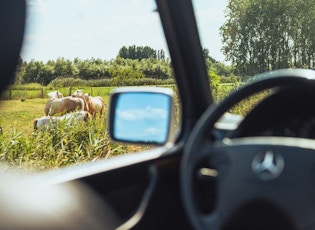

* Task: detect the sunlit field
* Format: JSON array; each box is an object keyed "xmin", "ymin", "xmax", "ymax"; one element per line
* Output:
[
  {"xmin": 0, "ymin": 84, "xmax": 268, "ymax": 171},
  {"xmin": 0, "ymin": 99, "xmax": 48, "ymax": 135},
  {"xmin": 0, "ymin": 96, "xmax": 153, "ymax": 171},
  {"xmin": 0, "ymin": 97, "xmax": 110, "ymax": 136}
]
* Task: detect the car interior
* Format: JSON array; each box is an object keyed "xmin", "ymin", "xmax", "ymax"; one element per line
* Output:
[{"xmin": 0, "ymin": 0, "xmax": 315, "ymax": 230}]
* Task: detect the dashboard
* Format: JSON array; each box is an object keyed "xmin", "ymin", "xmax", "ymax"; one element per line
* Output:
[{"xmin": 231, "ymin": 85, "xmax": 315, "ymax": 139}]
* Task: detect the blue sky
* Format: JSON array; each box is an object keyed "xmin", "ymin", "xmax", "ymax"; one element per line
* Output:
[
  {"xmin": 21, "ymin": 0, "xmax": 228, "ymax": 63},
  {"xmin": 115, "ymin": 93, "xmax": 170, "ymax": 143}
]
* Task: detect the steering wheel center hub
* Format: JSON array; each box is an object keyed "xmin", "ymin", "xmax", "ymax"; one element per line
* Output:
[{"xmin": 252, "ymin": 150, "xmax": 284, "ymax": 181}]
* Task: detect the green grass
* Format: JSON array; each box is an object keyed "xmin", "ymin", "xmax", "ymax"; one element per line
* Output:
[
  {"xmin": 1, "ymin": 85, "xmax": 178, "ymax": 100},
  {"xmin": 0, "ymin": 99, "xmax": 47, "ymax": 135},
  {"xmin": 1, "ymin": 86, "xmax": 121, "ymax": 100},
  {"xmin": 0, "ymin": 116, "xmax": 111, "ymax": 171},
  {"xmin": 0, "ymin": 96, "xmax": 139, "ymax": 171},
  {"xmin": 0, "ymin": 97, "xmax": 110, "ymax": 136}
]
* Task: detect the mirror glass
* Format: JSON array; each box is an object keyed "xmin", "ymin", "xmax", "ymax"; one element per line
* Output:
[{"xmin": 112, "ymin": 92, "xmax": 171, "ymax": 144}]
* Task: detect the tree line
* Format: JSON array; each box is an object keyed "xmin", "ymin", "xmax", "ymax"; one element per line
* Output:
[
  {"xmin": 14, "ymin": 46, "xmax": 233, "ymax": 86},
  {"xmin": 220, "ymin": 0, "xmax": 314, "ymax": 76},
  {"xmin": 14, "ymin": 56, "xmax": 173, "ymax": 86},
  {"xmin": 118, "ymin": 45, "xmax": 166, "ymax": 60}
]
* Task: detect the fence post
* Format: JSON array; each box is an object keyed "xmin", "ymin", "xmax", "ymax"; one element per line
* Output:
[
  {"xmin": 69, "ymin": 87, "xmax": 72, "ymax": 96},
  {"xmin": 9, "ymin": 89, "xmax": 12, "ymax": 100},
  {"xmin": 41, "ymin": 88, "xmax": 44, "ymax": 98}
]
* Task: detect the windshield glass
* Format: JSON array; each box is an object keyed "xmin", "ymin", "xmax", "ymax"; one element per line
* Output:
[
  {"xmin": 0, "ymin": 0, "xmax": 313, "ymax": 171},
  {"xmin": 194, "ymin": 0, "xmax": 314, "ymax": 114},
  {"xmin": 0, "ymin": 0, "xmax": 174, "ymax": 171}
]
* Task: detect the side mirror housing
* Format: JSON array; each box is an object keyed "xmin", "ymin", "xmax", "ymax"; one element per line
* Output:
[{"xmin": 109, "ymin": 87, "xmax": 175, "ymax": 145}]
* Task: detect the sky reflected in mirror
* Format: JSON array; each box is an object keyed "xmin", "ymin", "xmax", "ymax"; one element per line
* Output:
[{"xmin": 114, "ymin": 92, "xmax": 171, "ymax": 144}]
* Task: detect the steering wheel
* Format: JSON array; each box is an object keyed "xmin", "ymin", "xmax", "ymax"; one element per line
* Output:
[{"xmin": 181, "ymin": 69, "xmax": 315, "ymax": 230}]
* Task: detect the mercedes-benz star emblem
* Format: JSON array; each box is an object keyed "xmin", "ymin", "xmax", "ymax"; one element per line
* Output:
[{"xmin": 252, "ymin": 150, "xmax": 284, "ymax": 181}]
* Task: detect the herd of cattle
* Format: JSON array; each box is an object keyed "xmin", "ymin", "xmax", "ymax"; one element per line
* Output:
[{"xmin": 34, "ymin": 90, "xmax": 105, "ymax": 131}]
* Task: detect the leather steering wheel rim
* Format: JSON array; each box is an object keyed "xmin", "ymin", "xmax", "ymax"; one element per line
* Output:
[{"xmin": 181, "ymin": 69, "xmax": 315, "ymax": 230}]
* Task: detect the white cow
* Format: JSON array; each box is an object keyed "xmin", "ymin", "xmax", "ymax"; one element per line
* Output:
[
  {"xmin": 47, "ymin": 91, "xmax": 63, "ymax": 99},
  {"xmin": 90, "ymin": 95, "xmax": 105, "ymax": 117},
  {"xmin": 34, "ymin": 111, "xmax": 91, "ymax": 131}
]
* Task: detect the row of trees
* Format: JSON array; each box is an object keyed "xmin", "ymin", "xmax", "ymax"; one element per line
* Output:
[
  {"xmin": 14, "ymin": 46, "xmax": 233, "ymax": 86},
  {"xmin": 15, "ymin": 56, "xmax": 173, "ymax": 86},
  {"xmin": 220, "ymin": 0, "xmax": 314, "ymax": 75},
  {"xmin": 118, "ymin": 45, "xmax": 166, "ymax": 60}
]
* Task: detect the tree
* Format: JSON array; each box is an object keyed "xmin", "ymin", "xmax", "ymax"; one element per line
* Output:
[
  {"xmin": 202, "ymin": 48, "xmax": 217, "ymax": 63},
  {"xmin": 40, "ymin": 62, "xmax": 55, "ymax": 85},
  {"xmin": 117, "ymin": 45, "xmax": 164, "ymax": 60},
  {"xmin": 22, "ymin": 60, "xmax": 56, "ymax": 85},
  {"xmin": 23, "ymin": 60, "xmax": 43, "ymax": 84},
  {"xmin": 53, "ymin": 57, "xmax": 78, "ymax": 77},
  {"xmin": 74, "ymin": 58, "xmax": 111, "ymax": 80},
  {"xmin": 157, "ymin": 49, "xmax": 165, "ymax": 60},
  {"xmin": 118, "ymin": 46, "xmax": 129, "ymax": 59},
  {"xmin": 220, "ymin": 0, "xmax": 315, "ymax": 76}
]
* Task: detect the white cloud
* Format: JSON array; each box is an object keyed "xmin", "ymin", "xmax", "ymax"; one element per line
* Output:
[
  {"xmin": 144, "ymin": 127, "xmax": 163, "ymax": 137},
  {"xmin": 117, "ymin": 106, "xmax": 167, "ymax": 122}
]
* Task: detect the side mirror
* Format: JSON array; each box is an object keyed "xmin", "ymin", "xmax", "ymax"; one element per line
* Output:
[{"xmin": 109, "ymin": 87, "xmax": 175, "ymax": 145}]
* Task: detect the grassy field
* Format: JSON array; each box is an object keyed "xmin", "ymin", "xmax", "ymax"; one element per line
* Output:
[
  {"xmin": 0, "ymin": 84, "xmax": 268, "ymax": 171},
  {"xmin": 0, "ymin": 97, "xmax": 110, "ymax": 136},
  {"xmin": 0, "ymin": 85, "xmax": 177, "ymax": 100},
  {"xmin": 0, "ymin": 96, "xmax": 141, "ymax": 171},
  {"xmin": 0, "ymin": 99, "xmax": 48, "ymax": 135}
]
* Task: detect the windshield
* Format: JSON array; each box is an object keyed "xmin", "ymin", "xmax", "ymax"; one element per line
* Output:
[{"xmin": 0, "ymin": 0, "xmax": 313, "ymax": 171}]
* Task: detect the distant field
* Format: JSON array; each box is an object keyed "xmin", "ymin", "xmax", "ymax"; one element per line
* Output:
[{"xmin": 0, "ymin": 85, "xmax": 178, "ymax": 100}]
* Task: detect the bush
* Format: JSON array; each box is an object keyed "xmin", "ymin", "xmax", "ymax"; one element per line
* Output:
[
  {"xmin": 48, "ymin": 77, "xmax": 88, "ymax": 88},
  {"xmin": 48, "ymin": 77, "xmax": 175, "ymax": 88},
  {"xmin": 8, "ymin": 83, "xmax": 43, "ymax": 90}
]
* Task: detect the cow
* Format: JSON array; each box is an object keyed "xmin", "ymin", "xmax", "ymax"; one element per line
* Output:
[
  {"xmin": 72, "ymin": 90, "xmax": 105, "ymax": 117},
  {"xmin": 34, "ymin": 111, "xmax": 91, "ymax": 131},
  {"xmin": 44, "ymin": 96, "xmax": 85, "ymax": 116},
  {"xmin": 90, "ymin": 95, "xmax": 105, "ymax": 117},
  {"xmin": 47, "ymin": 91, "xmax": 63, "ymax": 99}
]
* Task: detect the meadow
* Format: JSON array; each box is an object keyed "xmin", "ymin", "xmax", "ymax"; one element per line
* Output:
[
  {"xmin": 0, "ymin": 95, "xmax": 153, "ymax": 171},
  {"xmin": 0, "ymin": 99, "xmax": 50, "ymax": 135},
  {"xmin": 0, "ymin": 97, "xmax": 110, "ymax": 136},
  {"xmin": 0, "ymin": 84, "xmax": 268, "ymax": 171}
]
